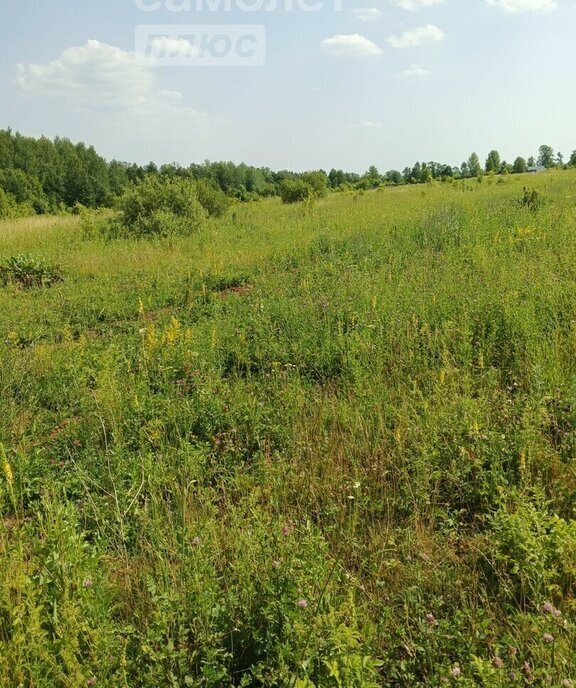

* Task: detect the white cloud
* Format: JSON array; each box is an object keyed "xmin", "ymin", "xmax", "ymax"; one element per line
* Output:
[
  {"xmin": 321, "ymin": 34, "xmax": 383, "ymax": 57},
  {"xmin": 15, "ymin": 40, "xmax": 152, "ymax": 108},
  {"xmin": 349, "ymin": 120, "xmax": 384, "ymax": 128},
  {"xmin": 391, "ymin": 0, "xmax": 445, "ymax": 10},
  {"xmin": 485, "ymin": 0, "xmax": 556, "ymax": 12},
  {"xmin": 400, "ymin": 63, "xmax": 431, "ymax": 76},
  {"xmin": 387, "ymin": 24, "xmax": 445, "ymax": 48},
  {"xmin": 14, "ymin": 40, "xmax": 206, "ymax": 123},
  {"xmin": 351, "ymin": 7, "xmax": 384, "ymax": 21}
]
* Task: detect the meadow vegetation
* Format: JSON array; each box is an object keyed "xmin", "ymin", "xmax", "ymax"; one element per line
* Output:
[
  {"xmin": 2, "ymin": 129, "xmax": 574, "ymax": 222},
  {"xmin": 1, "ymin": 170, "xmax": 576, "ymax": 686}
]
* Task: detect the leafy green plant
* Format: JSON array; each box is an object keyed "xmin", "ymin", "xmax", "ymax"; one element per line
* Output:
[
  {"xmin": 482, "ymin": 491, "xmax": 576, "ymax": 606},
  {"xmin": 0, "ymin": 254, "xmax": 64, "ymax": 289},
  {"xmin": 280, "ymin": 179, "xmax": 315, "ymax": 204},
  {"xmin": 111, "ymin": 177, "xmax": 207, "ymax": 239},
  {"xmin": 519, "ymin": 187, "xmax": 543, "ymax": 211},
  {"xmin": 195, "ymin": 179, "xmax": 232, "ymax": 218},
  {"xmin": 97, "ymin": 177, "xmax": 233, "ymax": 239}
]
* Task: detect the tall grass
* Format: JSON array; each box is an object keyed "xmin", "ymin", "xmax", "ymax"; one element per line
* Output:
[{"xmin": 1, "ymin": 171, "xmax": 576, "ymax": 686}]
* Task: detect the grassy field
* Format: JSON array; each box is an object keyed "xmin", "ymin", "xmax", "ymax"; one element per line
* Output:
[{"xmin": 1, "ymin": 171, "xmax": 576, "ymax": 687}]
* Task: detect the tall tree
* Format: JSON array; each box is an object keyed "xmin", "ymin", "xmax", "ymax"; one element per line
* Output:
[
  {"xmin": 485, "ymin": 150, "xmax": 501, "ymax": 174},
  {"xmin": 364, "ymin": 165, "xmax": 381, "ymax": 188},
  {"xmin": 467, "ymin": 153, "xmax": 482, "ymax": 177},
  {"xmin": 385, "ymin": 170, "xmax": 402, "ymax": 185},
  {"xmin": 570, "ymin": 150, "xmax": 576, "ymax": 167},
  {"xmin": 410, "ymin": 162, "xmax": 422, "ymax": 184},
  {"xmin": 512, "ymin": 156, "xmax": 527, "ymax": 174},
  {"xmin": 420, "ymin": 166, "xmax": 433, "ymax": 183},
  {"xmin": 538, "ymin": 145, "xmax": 555, "ymax": 168}
]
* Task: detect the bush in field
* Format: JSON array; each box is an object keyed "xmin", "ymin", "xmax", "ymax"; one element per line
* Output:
[
  {"xmin": 279, "ymin": 171, "xmax": 329, "ymax": 204},
  {"xmin": 78, "ymin": 207, "xmax": 111, "ymax": 239},
  {"xmin": 520, "ymin": 186, "xmax": 543, "ymax": 212},
  {"xmin": 118, "ymin": 177, "xmax": 207, "ymax": 238},
  {"xmin": 97, "ymin": 177, "xmax": 233, "ymax": 239},
  {"xmin": 301, "ymin": 170, "xmax": 329, "ymax": 198},
  {"xmin": 280, "ymin": 179, "xmax": 314, "ymax": 204},
  {"xmin": 0, "ymin": 188, "xmax": 17, "ymax": 219},
  {"xmin": 195, "ymin": 178, "xmax": 232, "ymax": 218},
  {"xmin": 0, "ymin": 254, "xmax": 63, "ymax": 289},
  {"xmin": 92, "ymin": 177, "xmax": 205, "ymax": 239},
  {"xmin": 0, "ymin": 188, "xmax": 34, "ymax": 220}
]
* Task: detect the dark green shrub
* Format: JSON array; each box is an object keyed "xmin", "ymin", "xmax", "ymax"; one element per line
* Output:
[
  {"xmin": 0, "ymin": 188, "xmax": 16, "ymax": 219},
  {"xmin": 105, "ymin": 177, "xmax": 207, "ymax": 239},
  {"xmin": 279, "ymin": 173, "xmax": 329, "ymax": 205},
  {"xmin": 520, "ymin": 187, "xmax": 543, "ymax": 212},
  {"xmin": 0, "ymin": 169, "xmax": 49, "ymax": 214},
  {"xmin": 0, "ymin": 254, "xmax": 64, "ymax": 289},
  {"xmin": 279, "ymin": 179, "xmax": 314, "ymax": 204},
  {"xmin": 0, "ymin": 188, "xmax": 34, "ymax": 220},
  {"xmin": 302, "ymin": 170, "xmax": 329, "ymax": 198},
  {"xmin": 195, "ymin": 179, "xmax": 232, "ymax": 218}
]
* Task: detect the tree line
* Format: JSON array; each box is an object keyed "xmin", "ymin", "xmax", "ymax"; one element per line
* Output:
[
  {"xmin": 332, "ymin": 145, "xmax": 575, "ymax": 190},
  {"xmin": 0, "ymin": 128, "xmax": 574, "ymax": 218}
]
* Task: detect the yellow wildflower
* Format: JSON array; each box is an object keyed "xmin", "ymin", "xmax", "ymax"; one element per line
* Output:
[
  {"xmin": 1, "ymin": 444, "xmax": 13, "ymax": 487},
  {"xmin": 164, "ymin": 317, "xmax": 181, "ymax": 347},
  {"xmin": 3, "ymin": 460, "xmax": 13, "ymax": 487}
]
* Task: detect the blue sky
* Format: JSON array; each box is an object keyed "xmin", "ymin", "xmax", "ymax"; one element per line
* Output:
[{"xmin": 0, "ymin": 0, "xmax": 574, "ymax": 172}]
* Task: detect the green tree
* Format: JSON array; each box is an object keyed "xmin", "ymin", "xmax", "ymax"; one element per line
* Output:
[
  {"xmin": 485, "ymin": 150, "xmax": 501, "ymax": 174},
  {"xmin": 328, "ymin": 169, "xmax": 346, "ymax": 188},
  {"xmin": 410, "ymin": 162, "xmax": 422, "ymax": 184},
  {"xmin": 279, "ymin": 179, "xmax": 313, "ymax": 204},
  {"xmin": 512, "ymin": 157, "xmax": 527, "ymax": 174},
  {"xmin": 0, "ymin": 187, "xmax": 20, "ymax": 219},
  {"xmin": 0, "ymin": 169, "xmax": 48, "ymax": 213},
  {"xmin": 467, "ymin": 152, "xmax": 482, "ymax": 177},
  {"xmin": 570, "ymin": 150, "xmax": 576, "ymax": 167},
  {"xmin": 361, "ymin": 166, "xmax": 381, "ymax": 189},
  {"xmin": 302, "ymin": 171, "xmax": 329, "ymax": 198},
  {"xmin": 538, "ymin": 145, "xmax": 555, "ymax": 168},
  {"xmin": 420, "ymin": 166, "xmax": 433, "ymax": 183},
  {"xmin": 527, "ymin": 156, "xmax": 536, "ymax": 167},
  {"xmin": 244, "ymin": 167, "xmax": 266, "ymax": 194},
  {"xmin": 385, "ymin": 170, "xmax": 402, "ymax": 185}
]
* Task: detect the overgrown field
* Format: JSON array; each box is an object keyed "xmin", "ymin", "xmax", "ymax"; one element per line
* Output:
[{"xmin": 1, "ymin": 172, "xmax": 576, "ymax": 687}]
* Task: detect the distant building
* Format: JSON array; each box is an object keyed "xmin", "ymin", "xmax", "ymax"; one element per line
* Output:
[{"xmin": 526, "ymin": 165, "xmax": 547, "ymax": 173}]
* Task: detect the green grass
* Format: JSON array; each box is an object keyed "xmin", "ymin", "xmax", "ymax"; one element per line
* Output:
[{"xmin": 1, "ymin": 171, "xmax": 576, "ymax": 687}]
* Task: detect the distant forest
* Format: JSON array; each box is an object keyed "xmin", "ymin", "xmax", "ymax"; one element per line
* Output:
[{"xmin": 1, "ymin": 128, "xmax": 574, "ymax": 219}]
